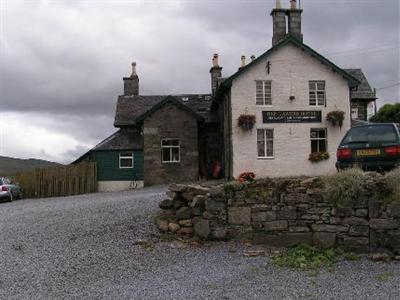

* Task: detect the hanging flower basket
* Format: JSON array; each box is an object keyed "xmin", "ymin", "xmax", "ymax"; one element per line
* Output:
[
  {"xmin": 238, "ymin": 114, "xmax": 256, "ymax": 131},
  {"xmin": 309, "ymin": 152, "xmax": 330, "ymax": 163},
  {"xmin": 326, "ymin": 111, "xmax": 345, "ymax": 128}
]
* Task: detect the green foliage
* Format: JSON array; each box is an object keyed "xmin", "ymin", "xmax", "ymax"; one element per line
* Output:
[
  {"xmin": 343, "ymin": 252, "xmax": 360, "ymax": 261},
  {"xmin": 272, "ymin": 244, "xmax": 339, "ymax": 270},
  {"xmin": 369, "ymin": 103, "xmax": 400, "ymax": 123},
  {"xmin": 309, "ymin": 152, "xmax": 330, "ymax": 163},
  {"xmin": 322, "ymin": 168, "xmax": 368, "ymax": 208},
  {"xmin": 375, "ymin": 272, "xmax": 395, "ymax": 282},
  {"xmin": 382, "ymin": 167, "xmax": 400, "ymax": 203},
  {"xmin": 326, "ymin": 110, "xmax": 345, "ymax": 127}
]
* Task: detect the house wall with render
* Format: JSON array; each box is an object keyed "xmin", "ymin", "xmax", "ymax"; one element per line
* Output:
[{"xmin": 230, "ymin": 43, "xmax": 351, "ymax": 178}]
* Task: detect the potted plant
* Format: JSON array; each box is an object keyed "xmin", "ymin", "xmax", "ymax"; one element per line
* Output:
[
  {"xmin": 326, "ymin": 111, "xmax": 345, "ymax": 128},
  {"xmin": 238, "ymin": 114, "xmax": 256, "ymax": 131},
  {"xmin": 238, "ymin": 172, "xmax": 256, "ymax": 183},
  {"xmin": 309, "ymin": 152, "xmax": 330, "ymax": 163}
]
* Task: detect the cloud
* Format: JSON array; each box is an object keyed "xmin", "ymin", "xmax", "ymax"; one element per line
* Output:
[{"xmin": 0, "ymin": 0, "xmax": 399, "ymax": 163}]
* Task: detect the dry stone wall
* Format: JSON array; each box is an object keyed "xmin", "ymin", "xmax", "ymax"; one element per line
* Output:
[{"xmin": 155, "ymin": 177, "xmax": 400, "ymax": 254}]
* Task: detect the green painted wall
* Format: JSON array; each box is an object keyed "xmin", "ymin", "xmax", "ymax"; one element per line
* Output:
[{"xmin": 93, "ymin": 150, "xmax": 143, "ymax": 181}]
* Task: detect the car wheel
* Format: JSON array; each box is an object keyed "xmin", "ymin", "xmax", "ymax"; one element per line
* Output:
[{"xmin": 8, "ymin": 193, "xmax": 13, "ymax": 202}]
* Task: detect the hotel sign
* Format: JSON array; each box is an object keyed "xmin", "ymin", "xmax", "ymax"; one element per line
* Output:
[{"xmin": 262, "ymin": 111, "xmax": 322, "ymax": 123}]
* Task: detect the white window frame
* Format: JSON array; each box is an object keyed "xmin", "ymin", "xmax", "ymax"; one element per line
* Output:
[
  {"xmin": 256, "ymin": 80, "xmax": 272, "ymax": 106},
  {"xmin": 257, "ymin": 128, "xmax": 274, "ymax": 159},
  {"xmin": 161, "ymin": 138, "xmax": 180, "ymax": 163},
  {"xmin": 119, "ymin": 151, "xmax": 134, "ymax": 169},
  {"xmin": 310, "ymin": 128, "xmax": 328, "ymax": 153},
  {"xmin": 309, "ymin": 81, "xmax": 326, "ymax": 107}
]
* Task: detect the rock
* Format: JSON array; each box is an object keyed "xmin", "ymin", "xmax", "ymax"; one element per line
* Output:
[
  {"xmin": 168, "ymin": 223, "xmax": 180, "ymax": 233},
  {"xmin": 368, "ymin": 200, "xmax": 381, "ymax": 218},
  {"xmin": 192, "ymin": 216, "xmax": 203, "ymax": 225},
  {"xmin": 159, "ymin": 199, "xmax": 174, "ymax": 209},
  {"xmin": 252, "ymin": 232, "xmax": 312, "ymax": 247},
  {"xmin": 289, "ymin": 226, "xmax": 310, "ymax": 232},
  {"xmin": 176, "ymin": 207, "xmax": 192, "ymax": 220},
  {"xmin": 177, "ymin": 227, "xmax": 194, "ymax": 235},
  {"xmin": 265, "ymin": 211, "xmax": 277, "ymax": 221},
  {"xmin": 211, "ymin": 227, "xmax": 228, "ymax": 240},
  {"xmin": 387, "ymin": 203, "xmax": 400, "ymax": 218},
  {"xmin": 179, "ymin": 219, "xmax": 193, "ymax": 227},
  {"xmin": 343, "ymin": 236, "xmax": 369, "ymax": 246},
  {"xmin": 370, "ymin": 253, "xmax": 391, "ymax": 262},
  {"xmin": 348, "ymin": 225, "xmax": 369, "ymax": 237},
  {"xmin": 156, "ymin": 219, "xmax": 169, "ymax": 232},
  {"xmin": 301, "ymin": 214, "xmax": 320, "ymax": 221},
  {"xmin": 370, "ymin": 219, "xmax": 398, "ymax": 230},
  {"xmin": 194, "ymin": 219, "xmax": 210, "ymax": 239},
  {"xmin": 191, "ymin": 195, "xmax": 206, "ymax": 208},
  {"xmin": 244, "ymin": 250, "xmax": 266, "ymax": 257},
  {"xmin": 173, "ymin": 198, "xmax": 186, "ymax": 209},
  {"xmin": 264, "ymin": 220, "xmax": 288, "ymax": 231},
  {"xmin": 192, "ymin": 207, "xmax": 204, "ymax": 216},
  {"xmin": 276, "ymin": 208, "xmax": 297, "ymax": 220},
  {"xmin": 331, "ymin": 207, "xmax": 353, "ymax": 217},
  {"xmin": 228, "ymin": 207, "xmax": 251, "ymax": 225},
  {"xmin": 342, "ymin": 217, "xmax": 369, "ymax": 226},
  {"xmin": 209, "ymin": 187, "xmax": 224, "ymax": 198},
  {"xmin": 203, "ymin": 211, "xmax": 215, "ymax": 219},
  {"xmin": 181, "ymin": 185, "xmax": 210, "ymax": 201},
  {"xmin": 313, "ymin": 232, "xmax": 336, "ymax": 248},
  {"xmin": 311, "ymin": 224, "xmax": 348, "ymax": 233},
  {"xmin": 329, "ymin": 217, "xmax": 342, "ymax": 225},
  {"xmin": 169, "ymin": 184, "xmax": 186, "ymax": 192},
  {"xmin": 252, "ymin": 212, "xmax": 267, "ymax": 223},
  {"xmin": 355, "ymin": 209, "xmax": 368, "ymax": 218},
  {"xmin": 166, "ymin": 190, "xmax": 178, "ymax": 199},
  {"xmin": 205, "ymin": 198, "xmax": 225, "ymax": 211},
  {"xmin": 394, "ymin": 256, "xmax": 400, "ymax": 261}
]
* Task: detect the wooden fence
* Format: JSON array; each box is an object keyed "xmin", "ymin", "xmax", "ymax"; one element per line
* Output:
[{"xmin": 11, "ymin": 162, "xmax": 97, "ymax": 199}]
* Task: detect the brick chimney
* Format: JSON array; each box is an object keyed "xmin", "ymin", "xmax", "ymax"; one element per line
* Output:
[
  {"xmin": 123, "ymin": 62, "xmax": 139, "ymax": 96},
  {"xmin": 287, "ymin": 0, "xmax": 303, "ymax": 42},
  {"xmin": 270, "ymin": 0, "xmax": 287, "ymax": 46},
  {"xmin": 210, "ymin": 54, "xmax": 222, "ymax": 95}
]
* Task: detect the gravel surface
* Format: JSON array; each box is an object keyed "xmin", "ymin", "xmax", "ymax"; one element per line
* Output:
[{"xmin": 0, "ymin": 186, "xmax": 399, "ymax": 299}]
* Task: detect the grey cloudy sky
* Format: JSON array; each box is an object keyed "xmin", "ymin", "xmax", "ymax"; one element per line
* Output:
[{"xmin": 0, "ymin": 0, "xmax": 399, "ymax": 164}]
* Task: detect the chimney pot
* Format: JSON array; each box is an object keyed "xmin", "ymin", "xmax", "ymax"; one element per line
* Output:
[
  {"xmin": 131, "ymin": 62, "xmax": 137, "ymax": 76},
  {"xmin": 210, "ymin": 53, "xmax": 222, "ymax": 95},
  {"xmin": 250, "ymin": 55, "xmax": 256, "ymax": 62},
  {"xmin": 212, "ymin": 53, "xmax": 219, "ymax": 67},
  {"xmin": 276, "ymin": 0, "xmax": 281, "ymax": 9},
  {"xmin": 240, "ymin": 55, "xmax": 246, "ymax": 68},
  {"xmin": 290, "ymin": 0, "xmax": 297, "ymax": 10}
]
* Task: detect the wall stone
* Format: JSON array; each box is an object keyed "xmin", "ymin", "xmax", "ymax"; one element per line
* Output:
[
  {"xmin": 143, "ymin": 103, "xmax": 199, "ymax": 185},
  {"xmin": 155, "ymin": 177, "xmax": 400, "ymax": 255}
]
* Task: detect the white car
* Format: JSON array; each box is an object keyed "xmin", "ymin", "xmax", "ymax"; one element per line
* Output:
[{"xmin": 0, "ymin": 177, "xmax": 22, "ymax": 202}]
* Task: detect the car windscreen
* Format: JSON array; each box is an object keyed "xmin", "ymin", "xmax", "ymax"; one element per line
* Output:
[{"xmin": 342, "ymin": 125, "xmax": 398, "ymax": 144}]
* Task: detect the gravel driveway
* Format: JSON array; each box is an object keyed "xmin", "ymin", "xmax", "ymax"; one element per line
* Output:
[{"xmin": 0, "ymin": 186, "xmax": 399, "ymax": 299}]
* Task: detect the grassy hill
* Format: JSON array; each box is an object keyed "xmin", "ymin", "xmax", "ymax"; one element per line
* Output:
[{"xmin": 0, "ymin": 156, "xmax": 62, "ymax": 176}]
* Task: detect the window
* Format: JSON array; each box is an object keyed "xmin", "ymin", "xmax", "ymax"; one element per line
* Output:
[
  {"xmin": 309, "ymin": 81, "xmax": 326, "ymax": 106},
  {"xmin": 119, "ymin": 151, "xmax": 134, "ymax": 168},
  {"xmin": 161, "ymin": 139, "xmax": 180, "ymax": 163},
  {"xmin": 256, "ymin": 80, "xmax": 272, "ymax": 105},
  {"xmin": 257, "ymin": 129, "xmax": 274, "ymax": 158},
  {"xmin": 310, "ymin": 129, "xmax": 327, "ymax": 153}
]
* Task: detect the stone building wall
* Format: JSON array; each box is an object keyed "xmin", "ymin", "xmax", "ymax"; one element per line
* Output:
[
  {"xmin": 156, "ymin": 177, "xmax": 400, "ymax": 254},
  {"xmin": 143, "ymin": 103, "xmax": 199, "ymax": 185}
]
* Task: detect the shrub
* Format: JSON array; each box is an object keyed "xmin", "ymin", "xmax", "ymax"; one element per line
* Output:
[
  {"xmin": 272, "ymin": 244, "xmax": 339, "ymax": 270},
  {"xmin": 322, "ymin": 168, "xmax": 368, "ymax": 207},
  {"xmin": 309, "ymin": 152, "xmax": 330, "ymax": 163},
  {"xmin": 383, "ymin": 167, "xmax": 400, "ymax": 202}
]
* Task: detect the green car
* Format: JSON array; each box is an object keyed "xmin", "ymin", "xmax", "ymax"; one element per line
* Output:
[{"xmin": 336, "ymin": 123, "xmax": 400, "ymax": 171}]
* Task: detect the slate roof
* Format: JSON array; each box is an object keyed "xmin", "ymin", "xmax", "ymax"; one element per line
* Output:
[
  {"xmin": 114, "ymin": 94, "xmax": 215, "ymax": 126},
  {"xmin": 344, "ymin": 69, "xmax": 377, "ymax": 101},
  {"xmin": 72, "ymin": 128, "xmax": 142, "ymax": 164}
]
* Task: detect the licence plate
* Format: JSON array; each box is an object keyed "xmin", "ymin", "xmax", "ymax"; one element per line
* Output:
[{"xmin": 356, "ymin": 149, "xmax": 381, "ymax": 157}]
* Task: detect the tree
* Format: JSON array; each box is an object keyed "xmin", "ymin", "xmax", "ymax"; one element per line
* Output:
[{"xmin": 370, "ymin": 103, "xmax": 400, "ymax": 123}]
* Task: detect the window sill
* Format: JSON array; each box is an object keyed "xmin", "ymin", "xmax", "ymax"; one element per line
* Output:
[
  {"xmin": 257, "ymin": 157, "xmax": 275, "ymax": 160},
  {"xmin": 162, "ymin": 161, "xmax": 181, "ymax": 164},
  {"xmin": 119, "ymin": 167, "xmax": 134, "ymax": 169}
]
